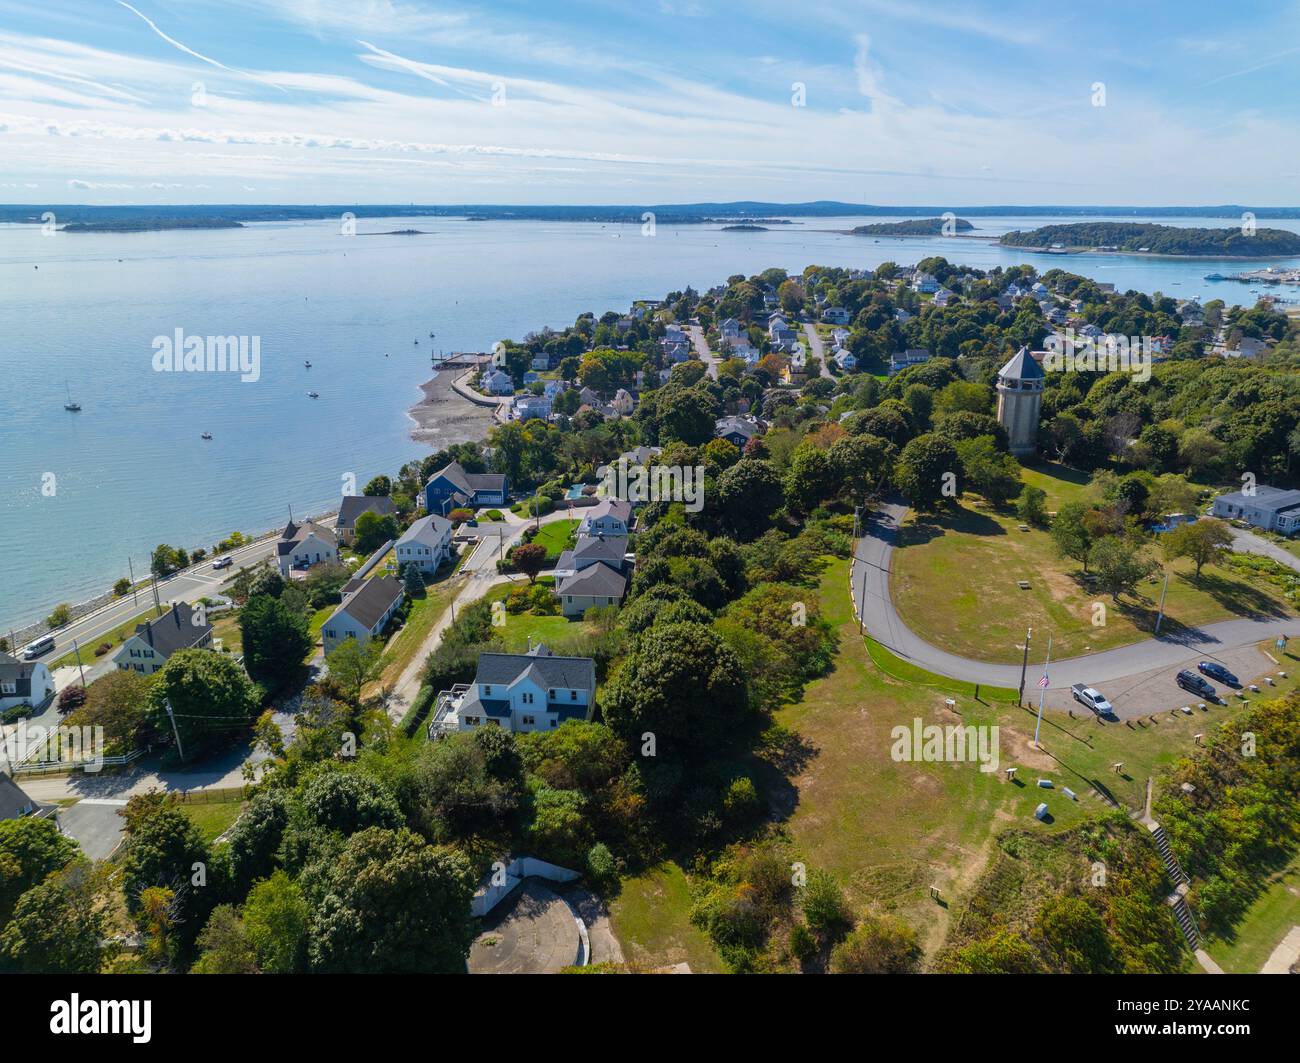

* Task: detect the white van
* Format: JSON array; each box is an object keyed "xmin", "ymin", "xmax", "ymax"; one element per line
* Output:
[{"xmin": 22, "ymin": 634, "xmax": 55, "ymax": 659}]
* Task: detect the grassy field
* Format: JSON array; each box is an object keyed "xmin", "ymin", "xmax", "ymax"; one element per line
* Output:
[
  {"xmin": 891, "ymin": 484, "xmax": 1293, "ymax": 664},
  {"xmin": 607, "ymin": 862, "xmax": 722, "ymax": 973},
  {"xmin": 768, "ymin": 556, "xmax": 1269, "ymax": 961},
  {"xmin": 1020, "ymin": 461, "xmax": 1091, "ymax": 510},
  {"xmin": 370, "ymin": 574, "xmax": 466, "ymax": 690},
  {"xmin": 1204, "ymin": 852, "xmax": 1300, "ymax": 973}
]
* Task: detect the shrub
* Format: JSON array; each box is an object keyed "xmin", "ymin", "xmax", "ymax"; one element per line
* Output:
[
  {"xmin": 46, "ymin": 603, "xmax": 71, "ymax": 629},
  {"xmin": 829, "ymin": 913, "xmax": 922, "ymax": 974},
  {"xmin": 586, "ymin": 842, "xmax": 618, "ymax": 888},
  {"xmin": 801, "ymin": 870, "xmax": 851, "ymax": 938},
  {"xmin": 93, "ymin": 643, "xmax": 111, "ymax": 657},
  {"xmin": 57, "ymin": 685, "xmax": 86, "ymax": 713},
  {"xmin": 112, "ymin": 578, "xmax": 132, "ymax": 597},
  {"xmin": 789, "ymin": 922, "xmax": 818, "ymax": 963}
]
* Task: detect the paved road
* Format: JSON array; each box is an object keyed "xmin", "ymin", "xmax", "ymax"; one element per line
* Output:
[
  {"xmin": 14, "ymin": 516, "xmax": 337, "ymax": 687},
  {"xmin": 801, "ymin": 322, "xmax": 834, "ymax": 378},
  {"xmin": 686, "ymin": 324, "xmax": 721, "ymax": 379},
  {"xmin": 852, "ymin": 501, "xmax": 1298, "ymax": 692}
]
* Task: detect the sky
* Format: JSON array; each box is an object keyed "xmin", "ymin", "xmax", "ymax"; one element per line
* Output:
[{"xmin": 1, "ymin": 0, "xmax": 1298, "ymax": 206}]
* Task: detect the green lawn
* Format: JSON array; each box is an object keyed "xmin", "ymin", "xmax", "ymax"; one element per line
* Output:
[
  {"xmin": 607, "ymin": 863, "xmax": 721, "ymax": 973},
  {"xmin": 530, "ymin": 519, "xmax": 579, "ymax": 561},
  {"xmin": 181, "ymin": 798, "xmax": 246, "ymax": 844},
  {"xmin": 769, "ymin": 555, "xmax": 1265, "ymax": 960},
  {"xmin": 481, "ymin": 578, "xmax": 594, "ymax": 651},
  {"xmin": 1204, "ymin": 853, "xmax": 1300, "ymax": 973},
  {"xmin": 891, "ymin": 494, "xmax": 1293, "ymax": 664},
  {"xmin": 1020, "ymin": 461, "xmax": 1091, "ymax": 510}
]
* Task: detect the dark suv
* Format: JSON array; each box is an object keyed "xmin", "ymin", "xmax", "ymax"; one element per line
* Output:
[
  {"xmin": 1197, "ymin": 660, "xmax": 1239, "ymax": 687},
  {"xmin": 1176, "ymin": 670, "xmax": 1217, "ymax": 700}
]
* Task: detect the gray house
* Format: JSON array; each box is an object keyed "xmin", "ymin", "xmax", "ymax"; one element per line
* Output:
[
  {"xmin": 322, "ymin": 576, "xmax": 405, "ymax": 657},
  {"xmin": 1211, "ymin": 485, "xmax": 1300, "ymax": 534},
  {"xmin": 430, "ymin": 645, "xmax": 596, "ymax": 735}
]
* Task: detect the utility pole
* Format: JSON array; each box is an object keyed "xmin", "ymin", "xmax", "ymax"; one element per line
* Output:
[
  {"xmin": 1017, "ymin": 626, "xmax": 1033, "ymax": 706},
  {"xmin": 1154, "ymin": 570, "xmax": 1170, "ymax": 635},
  {"xmin": 1033, "ymin": 635, "xmax": 1053, "ymax": 749},
  {"xmin": 150, "ymin": 576, "xmax": 162, "ymax": 616},
  {"xmin": 164, "ymin": 701, "xmax": 186, "ymax": 763},
  {"xmin": 128, "ymin": 557, "xmax": 138, "ymax": 605},
  {"xmin": 72, "ymin": 638, "xmax": 86, "ymax": 688}
]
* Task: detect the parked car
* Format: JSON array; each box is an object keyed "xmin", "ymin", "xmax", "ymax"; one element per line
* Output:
[
  {"xmin": 1197, "ymin": 660, "xmax": 1238, "ymax": 687},
  {"xmin": 1176, "ymin": 670, "xmax": 1217, "ymax": 700},
  {"xmin": 1070, "ymin": 684, "xmax": 1114, "ymax": 716},
  {"xmin": 211, "ymin": 555, "xmax": 233, "ymax": 570}
]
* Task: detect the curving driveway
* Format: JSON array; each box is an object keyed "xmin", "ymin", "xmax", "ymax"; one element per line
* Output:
[{"xmin": 852, "ymin": 501, "xmax": 1297, "ymax": 693}]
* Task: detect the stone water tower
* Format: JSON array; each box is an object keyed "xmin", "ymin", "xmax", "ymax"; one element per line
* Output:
[{"xmin": 995, "ymin": 346, "xmax": 1044, "ymax": 458}]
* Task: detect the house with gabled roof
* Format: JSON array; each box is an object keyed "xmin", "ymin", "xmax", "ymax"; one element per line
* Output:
[
  {"xmin": 337, "ymin": 495, "xmax": 397, "ymax": 546},
  {"xmin": 424, "ymin": 461, "xmax": 509, "ymax": 515},
  {"xmin": 394, "ymin": 513, "xmax": 454, "ymax": 573},
  {"xmin": 715, "ymin": 415, "xmax": 763, "ymax": 449},
  {"xmin": 0, "ymin": 652, "xmax": 54, "ymax": 711},
  {"xmin": 276, "ymin": 519, "xmax": 338, "ymax": 577},
  {"xmin": 0, "ymin": 773, "xmax": 37, "ymax": 820},
  {"xmin": 556, "ymin": 560, "xmax": 628, "ymax": 617},
  {"xmin": 483, "ymin": 369, "xmax": 515, "ymax": 395},
  {"xmin": 113, "ymin": 602, "xmax": 213, "ymax": 675},
  {"xmin": 322, "ymin": 576, "xmax": 405, "ymax": 657},
  {"xmin": 430, "ymin": 645, "xmax": 596, "ymax": 735},
  {"xmin": 579, "ymin": 499, "xmax": 633, "ymax": 538}
]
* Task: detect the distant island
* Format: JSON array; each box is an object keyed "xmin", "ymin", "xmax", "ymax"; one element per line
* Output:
[
  {"xmin": 851, "ymin": 217, "xmax": 975, "ymax": 236},
  {"xmin": 999, "ymin": 222, "xmax": 1300, "ymax": 257},
  {"xmin": 61, "ymin": 218, "xmax": 244, "ymax": 233},
  {"xmin": 722, "ymin": 224, "xmax": 768, "ymax": 231},
  {"xmin": 9, "ymin": 202, "xmax": 1300, "ymax": 229}
]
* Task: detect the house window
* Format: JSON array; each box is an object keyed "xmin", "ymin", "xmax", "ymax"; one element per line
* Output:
[
  {"xmin": 570, "ymin": 690, "xmax": 578, "ymax": 701},
  {"xmin": 1, "ymin": 681, "xmax": 14, "ymax": 694},
  {"xmin": 522, "ymin": 715, "xmax": 536, "ymax": 726},
  {"xmin": 521, "ymin": 691, "xmax": 534, "ymax": 704},
  {"xmin": 483, "ymin": 685, "xmax": 492, "ymax": 696}
]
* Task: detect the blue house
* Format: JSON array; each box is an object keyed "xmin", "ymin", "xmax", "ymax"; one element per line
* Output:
[{"xmin": 424, "ymin": 461, "xmax": 509, "ymax": 515}]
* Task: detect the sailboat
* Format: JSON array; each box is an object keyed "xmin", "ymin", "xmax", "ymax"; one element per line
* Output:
[{"xmin": 63, "ymin": 381, "xmax": 81, "ymax": 412}]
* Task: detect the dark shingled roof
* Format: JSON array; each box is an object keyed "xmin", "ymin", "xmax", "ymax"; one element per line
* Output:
[
  {"xmin": 474, "ymin": 650, "xmax": 595, "ymax": 693},
  {"xmin": 0, "ymin": 773, "xmax": 36, "ymax": 820},
  {"xmin": 134, "ymin": 602, "xmax": 212, "ymax": 657},
  {"xmin": 336, "ymin": 576, "xmax": 404, "ymax": 630},
  {"xmin": 276, "ymin": 518, "xmax": 336, "ymax": 556},
  {"xmin": 557, "ymin": 562, "xmax": 628, "ymax": 598},
  {"xmin": 338, "ymin": 494, "xmax": 396, "ymax": 530},
  {"xmin": 426, "ymin": 461, "xmax": 506, "ymax": 496},
  {"xmin": 0, "ymin": 652, "xmax": 43, "ymax": 699}
]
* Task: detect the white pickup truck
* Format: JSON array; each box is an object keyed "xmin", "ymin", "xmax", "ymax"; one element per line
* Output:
[{"xmin": 1071, "ymin": 684, "xmax": 1114, "ymax": 716}]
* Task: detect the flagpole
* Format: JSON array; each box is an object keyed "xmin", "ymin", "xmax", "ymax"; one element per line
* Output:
[{"xmin": 1033, "ymin": 635, "xmax": 1053, "ymax": 749}]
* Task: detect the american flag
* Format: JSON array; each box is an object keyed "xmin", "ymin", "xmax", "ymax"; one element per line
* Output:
[{"xmin": 1037, "ymin": 674, "xmax": 1050, "ymax": 688}]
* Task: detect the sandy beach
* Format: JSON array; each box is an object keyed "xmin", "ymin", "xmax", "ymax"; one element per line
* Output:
[{"xmin": 407, "ymin": 367, "xmax": 497, "ymax": 447}]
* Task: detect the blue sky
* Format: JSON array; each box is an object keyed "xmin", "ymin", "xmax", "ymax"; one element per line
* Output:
[{"xmin": 1, "ymin": 0, "xmax": 1298, "ymax": 205}]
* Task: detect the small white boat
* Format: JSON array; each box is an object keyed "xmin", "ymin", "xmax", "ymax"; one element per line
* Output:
[
  {"xmin": 63, "ymin": 381, "xmax": 81, "ymax": 411},
  {"xmin": 304, "ymin": 360, "xmax": 312, "ymax": 368},
  {"xmin": 307, "ymin": 391, "xmax": 319, "ymax": 398},
  {"xmin": 201, "ymin": 432, "xmax": 213, "ymax": 440}
]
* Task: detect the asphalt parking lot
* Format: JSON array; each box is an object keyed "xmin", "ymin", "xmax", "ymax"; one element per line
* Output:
[{"xmin": 1044, "ymin": 642, "xmax": 1285, "ymax": 720}]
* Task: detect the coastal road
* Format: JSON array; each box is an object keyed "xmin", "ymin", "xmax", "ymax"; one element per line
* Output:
[
  {"xmin": 17, "ymin": 517, "xmax": 337, "ymax": 692},
  {"xmin": 686, "ymin": 324, "xmax": 721, "ymax": 379},
  {"xmin": 801, "ymin": 322, "xmax": 834, "ymax": 378},
  {"xmin": 852, "ymin": 501, "xmax": 1297, "ymax": 710}
]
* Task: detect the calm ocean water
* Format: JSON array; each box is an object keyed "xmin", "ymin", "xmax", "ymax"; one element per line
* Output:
[{"xmin": 2, "ymin": 212, "xmax": 1298, "ymax": 628}]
